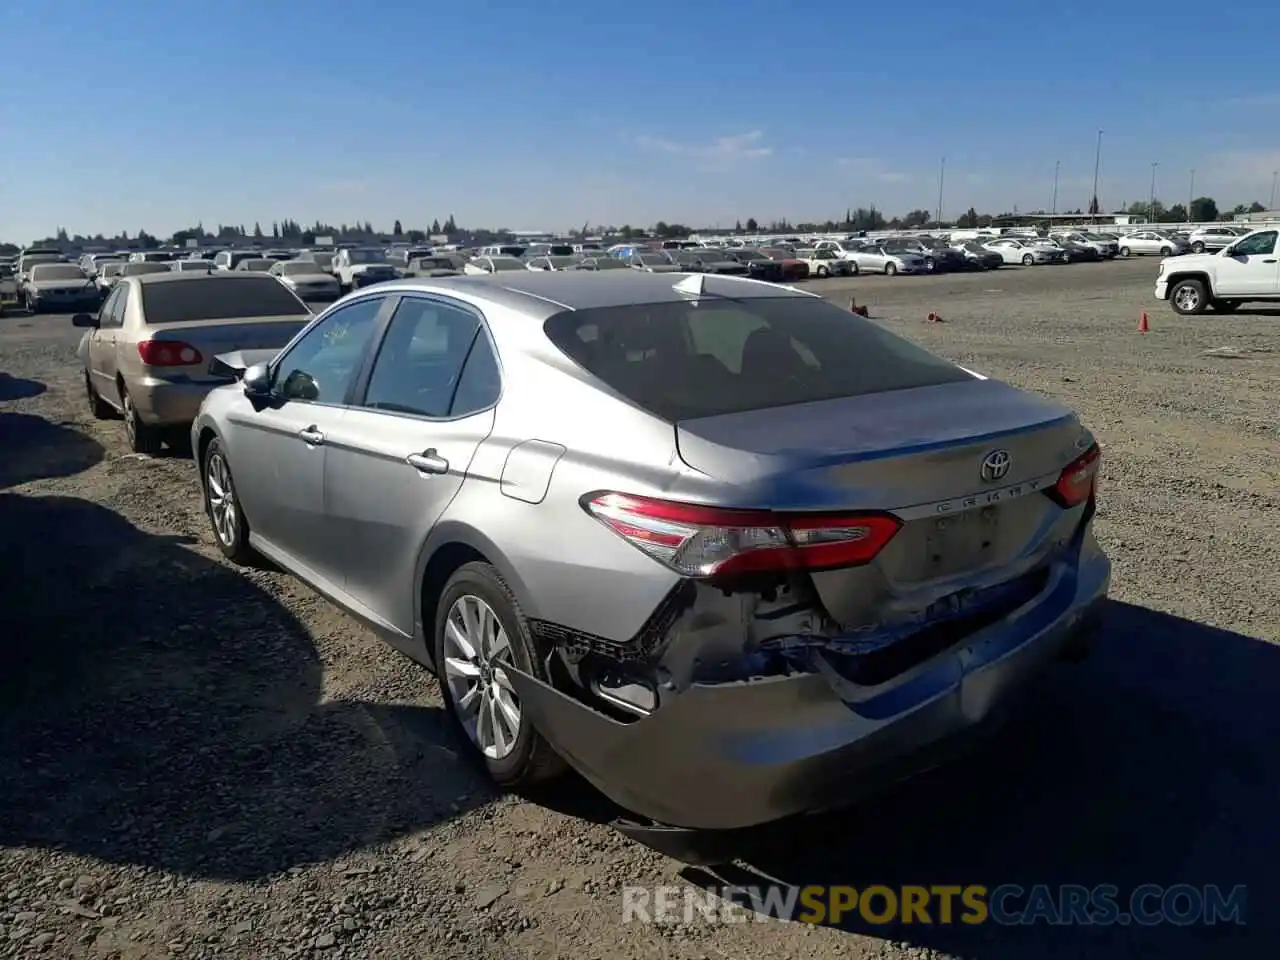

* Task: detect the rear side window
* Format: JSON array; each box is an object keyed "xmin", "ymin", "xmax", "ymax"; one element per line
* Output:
[
  {"xmin": 139, "ymin": 276, "xmax": 312, "ymax": 323},
  {"xmin": 543, "ymin": 297, "xmax": 972, "ymax": 422}
]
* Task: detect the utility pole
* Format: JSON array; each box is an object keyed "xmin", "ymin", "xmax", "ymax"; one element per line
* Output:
[
  {"xmin": 936, "ymin": 157, "xmax": 946, "ymax": 226},
  {"xmin": 1188, "ymin": 169, "xmax": 1195, "ymax": 222},
  {"xmin": 1271, "ymin": 170, "xmax": 1278, "ymax": 210},
  {"xmin": 1149, "ymin": 162, "xmax": 1160, "ymax": 223},
  {"xmin": 1051, "ymin": 160, "xmax": 1060, "ymax": 216},
  {"xmin": 1091, "ymin": 130, "xmax": 1103, "ymax": 223}
]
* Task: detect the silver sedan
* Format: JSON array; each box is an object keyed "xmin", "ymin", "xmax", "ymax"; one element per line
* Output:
[
  {"xmin": 846, "ymin": 244, "xmax": 928, "ymax": 275},
  {"xmin": 189, "ymin": 271, "xmax": 1110, "ymax": 837}
]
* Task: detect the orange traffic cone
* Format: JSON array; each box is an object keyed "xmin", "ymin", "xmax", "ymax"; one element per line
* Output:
[{"xmin": 1139, "ymin": 311, "xmax": 1149, "ymax": 333}]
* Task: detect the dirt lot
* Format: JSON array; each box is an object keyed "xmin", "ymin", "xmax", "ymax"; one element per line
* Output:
[{"xmin": 1, "ymin": 259, "xmax": 1276, "ymax": 959}]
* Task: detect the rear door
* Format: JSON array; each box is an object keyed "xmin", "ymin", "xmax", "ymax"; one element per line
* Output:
[
  {"xmin": 322, "ymin": 295, "xmax": 500, "ymax": 633},
  {"xmin": 88, "ymin": 285, "xmax": 125, "ymax": 402}
]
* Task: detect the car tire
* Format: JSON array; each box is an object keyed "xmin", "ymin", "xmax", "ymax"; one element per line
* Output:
[
  {"xmin": 1022, "ymin": 254, "xmax": 1035, "ymax": 266},
  {"xmin": 84, "ymin": 372, "xmax": 113, "ymax": 420},
  {"xmin": 1119, "ymin": 246, "xmax": 1131, "ymax": 258},
  {"xmin": 1213, "ymin": 299, "xmax": 1242, "ymax": 313},
  {"xmin": 1192, "ymin": 242, "xmax": 1205, "ymax": 253},
  {"xmin": 815, "ymin": 266, "xmax": 828, "ymax": 278},
  {"xmin": 121, "ymin": 387, "xmax": 164, "ymax": 455},
  {"xmin": 435, "ymin": 562, "xmax": 567, "ymax": 789},
  {"xmin": 1160, "ymin": 246, "xmax": 1173, "ymax": 257},
  {"xmin": 202, "ymin": 437, "xmax": 255, "ymax": 563},
  {"xmin": 884, "ymin": 262, "xmax": 897, "ymax": 276},
  {"xmin": 1169, "ymin": 278, "xmax": 1209, "ymax": 316}
]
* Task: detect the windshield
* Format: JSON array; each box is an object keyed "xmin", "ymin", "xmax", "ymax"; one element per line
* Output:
[
  {"xmin": 279, "ymin": 262, "xmax": 318, "ymax": 276},
  {"xmin": 498, "ymin": 246, "xmax": 527, "ymax": 257},
  {"xmin": 348, "ymin": 249, "xmax": 388, "ymax": 264},
  {"xmin": 177, "ymin": 260, "xmax": 213, "ymax": 270},
  {"xmin": 639, "ymin": 254, "xmax": 670, "ymax": 266},
  {"xmin": 544, "ymin": 297, "xmax": 972, "ymax": 422},
  {"xmin": 31, "ymin": 264, "xmax": 85, "ymax": 281},
  {"xmin": 140, "ymin": 275, "xmax": 311, "ymax": 323},
  {"xmin": 240, "ymin": 260, "xmax": 276, "ymax": 271},
  {"xmin": 123, "ymin": 262, "xmax": 172, "ymax": 276},
  {"xmin": 733, "ymin": 250, "xmax": 766, "ymax": 260},
  {"xmin": 583, "ymin": 257, "xmax": 627, "ymax": 269},
  {"xmin": 102, "ymin": 263, "xmax": 125, "ymax": 278},
  {"xmin": 310, "ymin": 252, "xmax": 334, "ymax": 265},
  {"xmin": 962, "ymin": 242, "xmax": 988, "ymax": 253},
  {"xmin": 546, "ymin": 256, "xmax": 577, "ymax": 268}
]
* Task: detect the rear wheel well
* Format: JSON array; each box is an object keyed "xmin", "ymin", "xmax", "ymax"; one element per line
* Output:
[{"xmin": 421, "ymin": 543, "xmax": 489, "ymax": 652}]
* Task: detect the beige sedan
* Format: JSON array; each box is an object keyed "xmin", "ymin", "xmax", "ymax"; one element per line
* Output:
[{"xmin": 74, "ymin": 272, "xmax": 314, "ymax": 454}]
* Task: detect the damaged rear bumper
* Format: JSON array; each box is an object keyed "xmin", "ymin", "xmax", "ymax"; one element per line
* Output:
[{"xmin": 505, "ymin": 540, "xmax": 1111, "ymax": 833}]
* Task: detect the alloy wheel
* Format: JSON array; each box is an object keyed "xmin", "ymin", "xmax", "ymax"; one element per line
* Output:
[
  {"xmin": 443, "ymin": 594, "xmax": 522, "ymax": 760},
  {"xmin": 206, "ymin": 451, "xmax": 238, "ymax": 547},
  {"xmin": 1174, "ymin": 284, "xmax": 1201, "ymax": 312}
]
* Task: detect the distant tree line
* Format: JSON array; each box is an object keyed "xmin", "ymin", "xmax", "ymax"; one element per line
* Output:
[{"xmin": 5, "ymin": 197, "xmax": 1274, "ymax": 251}]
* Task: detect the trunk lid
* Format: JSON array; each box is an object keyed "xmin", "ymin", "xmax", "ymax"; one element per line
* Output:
[
  {"xmin": 675, "ymin": 377, "xmax": 1090, "ymax": 625},
  {"xmin": 146, "ymin": 316, "xmax": 310, "ymax": 383}
]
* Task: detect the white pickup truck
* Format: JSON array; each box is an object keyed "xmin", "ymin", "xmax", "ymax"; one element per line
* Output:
[{"xmin": 1154, "ymin": 227, "xmax": 1280, "ymax": 315}]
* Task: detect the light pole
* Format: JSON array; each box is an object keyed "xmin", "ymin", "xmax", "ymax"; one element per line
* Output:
[
  {"xmin": 1188, "ymin": 169, "xmax": 1195, "ymax": 222},
  {"xmin": 1271, "ymin": 170, "xmax": 1278, "ymax": 210},
  {"xmin": 1051, "ymin": 160, "xmax": 1060, "ymax": 216},
  {"xmin": 1091, "ymin": 130, "xmax": 1103, "ymax": 221},
  {"xmin": 1149, "ymin": 162, "xmax": 1159, "ymax": 223},
  {"xmin": 936, "ymin": 157, "xmax": 945, "ymax": 225}
]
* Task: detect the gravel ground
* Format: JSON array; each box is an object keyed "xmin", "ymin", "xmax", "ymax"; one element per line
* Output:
[{"xmin": 1, "ymin": 259, "xmax": 1276, "ymax": 959}]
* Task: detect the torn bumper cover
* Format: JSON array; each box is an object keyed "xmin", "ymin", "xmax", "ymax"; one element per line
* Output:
[{"xmin": 505, "ymin": 545, "xmax": 1110, "ymax": 833}]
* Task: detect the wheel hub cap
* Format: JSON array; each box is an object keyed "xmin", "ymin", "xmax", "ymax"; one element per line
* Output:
[{"xmin": 443, "ymin": 594, "xmax": 522, "ymax": 760}]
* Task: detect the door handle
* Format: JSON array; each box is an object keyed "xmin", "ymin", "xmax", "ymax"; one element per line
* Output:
[
  {"xmin": 298, "ymin": 426, "xmax": 325, "ymax": 445},
  {"xmin": 406, "ymin": 449, "xmax": 449, "ymax": 475},
  {"xmin": 1263, "ymin": 259, "xmax": 1278, "ymax": 264}
]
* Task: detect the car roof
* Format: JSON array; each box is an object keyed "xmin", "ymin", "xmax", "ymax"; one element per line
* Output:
[
  {"xmin": 130, "ymin": 270, "xmax": 277, "ymax": 286},
  {"xmin": 367, "ymin": 270, "xmax": 813, "ymax": 315}
]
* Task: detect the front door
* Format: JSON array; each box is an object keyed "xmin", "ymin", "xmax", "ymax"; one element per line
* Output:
[
  {"xmin": 1214, "ymin": 230, "xmax": 1280, "ymax": 297},
  {"xmin": 322, "ymin": 295, "xmax": 502, "ymax": 634},
  {"xmin": 229, "ymin": 294, "xmax": 393, "ymax": 586}
]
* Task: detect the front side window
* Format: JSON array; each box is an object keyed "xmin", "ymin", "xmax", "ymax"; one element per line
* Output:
[
  {"xmin": 271, "ymin": 297, "xmax": 387, "ymax": 404},
  {"xmin": 1230, "ymin": 231, "xmax": 1277, "ymax": 257},
  {"xmin": 360, "ymin": 298, "xmax": 483, "ymax": 418}
]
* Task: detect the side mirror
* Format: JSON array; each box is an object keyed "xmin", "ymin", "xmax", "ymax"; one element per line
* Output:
[
  {"xmin": 242, "ymin": 362, "xmax": 272, "ymax": 397},
  {"xmin": 71, "ymin": 313, "xmax": 98, "ymax": 328}
]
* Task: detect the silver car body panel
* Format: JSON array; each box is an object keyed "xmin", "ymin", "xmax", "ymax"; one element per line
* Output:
[{"xmin": 191, "ymin": 272, "xmax": 1110, "ymax": 831}]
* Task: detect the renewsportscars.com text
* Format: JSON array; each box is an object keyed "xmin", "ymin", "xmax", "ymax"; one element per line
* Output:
[{"xmin": 622, "ymin": 883, "xmax": 1248, "ymax": 927}]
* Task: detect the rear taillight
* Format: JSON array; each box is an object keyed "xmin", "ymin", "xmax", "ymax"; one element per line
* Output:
[
  {"xmin": 584, "ymin": 492, "xmax": 902, "ymax": 580},
  {"xmin": 1046, "ymin": 443, "xmax": 1101, "ymax": 508},
  {"xmin": 137, "ymin": 340, "xmax": 204, "ymax": 366}
]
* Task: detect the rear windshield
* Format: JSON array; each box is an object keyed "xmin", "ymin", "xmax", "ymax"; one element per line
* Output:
[
  {"xmin": 543, "ymin": 297, "xmax": 972, "ymax": 422},
  {"xmin": 140, "ymin": 276, "xmax": 311, "ymax": 324},
  {"xmin": 31, "ymin": 264, "xmax": 85, "ymax": 281}
]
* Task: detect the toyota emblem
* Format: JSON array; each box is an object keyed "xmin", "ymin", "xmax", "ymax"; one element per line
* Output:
[{"xmin": 980, "ymin": 450, "xmax": 1011, "ymax": 482}]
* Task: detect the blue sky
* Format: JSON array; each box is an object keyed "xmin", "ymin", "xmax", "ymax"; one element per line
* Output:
[{"xmin": 2, "ymin": 0, "xmax": 1279, "ymax": 242}]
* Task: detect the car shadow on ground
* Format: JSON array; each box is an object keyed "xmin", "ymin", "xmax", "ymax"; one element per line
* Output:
[
  {"xmin": 679, "ymin": 600, "xmax": 1274, "ymax": 957},
  {"xmin": 0, "ymin": 372, "xmax": 46, "ymax": 401},
  {"xmin": 0, "ymin": 493, "xmax": 490, "ymax": 882},
  {"xmin": 0, "ymin": 409, "xmax": 104, "ymax": 489}
]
